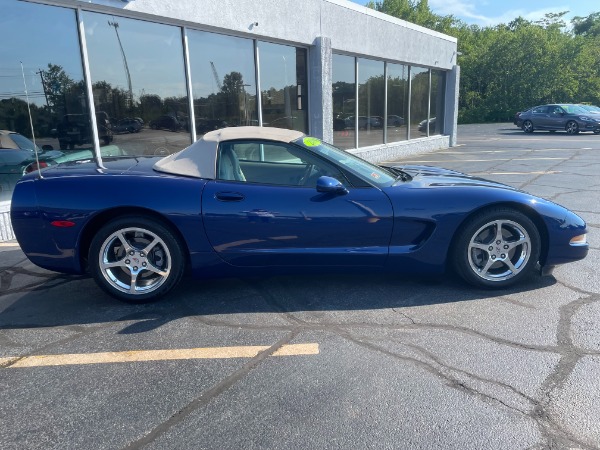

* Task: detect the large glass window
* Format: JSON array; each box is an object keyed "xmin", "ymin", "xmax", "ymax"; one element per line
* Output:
[
  {"xmin": 0, "ymin": 1, "xmax": 87, "ymax": 202},
  {"xmin": 332, "ymin": 54, "xmax": 356, "ymax": 150},
  {"xmin": 357, "ymin": 59, "xmax": 384, "ymax": 147},
  {"xmin": 258, "ymin": 42, "xmax": 307, "ymax": 133},
  {"xmin": 82, "ymin": 12, "xmax": 190, "ymax": 157},
  {"xmin": 188, "ymin": 31, "xmax": 257, "ymax": 134},
  {"xmin": 387, "ymin": 63, "xmax": 409, "ymax": 142},
  {"xmin": 430, "ymin": 70, "xmax": 445, "ymax": 136},
  {"xmin": 410, "ymin": 67, "xmax": 430, "ymax": 138}
]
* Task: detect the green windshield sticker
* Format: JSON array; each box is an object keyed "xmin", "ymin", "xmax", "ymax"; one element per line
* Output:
[{"xmin": 303, "ymin": 137, "xmax": 321, "ymax": 147}]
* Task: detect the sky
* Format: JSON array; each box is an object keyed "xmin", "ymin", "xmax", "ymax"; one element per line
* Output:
[{"xmin": 349, "ymin": 0, "xmax": 599, "ymax": 27}]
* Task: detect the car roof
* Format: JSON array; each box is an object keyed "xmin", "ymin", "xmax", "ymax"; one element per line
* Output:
[{"xmin": 153, "ymin": 126, "xmax": 305, "ymax": 179}]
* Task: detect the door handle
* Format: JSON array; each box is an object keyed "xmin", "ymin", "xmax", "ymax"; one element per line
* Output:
[{"xmin": 215, "ymin": 191, "xmax": 245, "ymax": 202}]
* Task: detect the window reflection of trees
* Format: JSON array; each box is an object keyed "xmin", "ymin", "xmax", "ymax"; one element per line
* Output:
[
  {"xmin": 410, "ymin": 67, "xmax": 430, "ymax": 137},
  {"xmin": 188, "ymin": 31, "xmax": 257, "ymax": 135},
  {"xmin": 83, "ymin": 11, "xmax": 191, "ymax": 156}
]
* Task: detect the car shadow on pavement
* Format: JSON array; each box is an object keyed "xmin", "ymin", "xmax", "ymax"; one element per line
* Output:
[{"xmin": 0, "ymin": 269, "xmax": 557, "ymax": 334}]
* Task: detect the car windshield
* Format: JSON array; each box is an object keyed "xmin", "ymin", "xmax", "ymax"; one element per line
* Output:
[
  {"xmin": 561, "ymin": 105, "xmax": 588, "ymax": 115},
  {"xmin": 293, "ymin": 136, "xmax": 396, "ymax": 187},
  {"xmin": 580, "ymin": 105, "xmax": 600, "ymax": 113},
  {"xmin": 9, "ymin": 133, "xmax": 40, "ymax": 152}
]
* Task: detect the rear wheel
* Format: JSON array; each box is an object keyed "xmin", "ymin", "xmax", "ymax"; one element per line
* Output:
[
  {"xmin": 522, "ymin": 120, "xmax": 534, "ymax": 133},
  {"xmin": 89, "ymin": 216, "xmax": 185, "ymax": 303},
  {"xmin": 452, "ymin": 208, "xmax": 541, "ymax": 289},
  {"xmin": 565, "ymin": 121, "xmax": 579, "ymax": 135}
]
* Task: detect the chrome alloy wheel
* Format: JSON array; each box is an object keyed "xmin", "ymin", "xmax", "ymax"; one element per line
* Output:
[
  {"xmin": 98, "ymin": 227, "xmax": 171, "ymax": 295},
  {"xmin": 467, "ymin": 219, "xmax": 532, "ymax": 282}
]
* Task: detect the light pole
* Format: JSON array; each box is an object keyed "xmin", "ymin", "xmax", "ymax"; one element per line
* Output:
[
  {"xmin": 242, "ymin": 84, "xmax": 251, "ymax": 125},
  {"xmin": 108, "ymin": 20, "xmax": 133, "ymax": 109}
]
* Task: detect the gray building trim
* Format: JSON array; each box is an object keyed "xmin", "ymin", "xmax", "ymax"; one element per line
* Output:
[
  {"xmin": 445, "ymin": 65, "xmax": 460, "ymax": 147},
  {"xmin": 308, "ymin": 37, "xmax": 333, "ymax": 143}
]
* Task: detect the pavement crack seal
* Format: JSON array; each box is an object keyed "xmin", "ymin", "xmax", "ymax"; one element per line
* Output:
[
  {"xmin": 532, "ymin": 287, "xmax": 598, "ymax": 449},
  {"xmin": 122, "ymin": 329, "xmax": 303, "ymax": 450},
  {"xmin": 337, "ymin": 329, "xmax": 532, "ymax": 415}
]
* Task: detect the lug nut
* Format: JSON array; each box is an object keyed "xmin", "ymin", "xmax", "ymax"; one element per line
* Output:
[
  {"xmin": 501, "ymin": 254, "xmax": 506, "ymax": 258},
  {"xmin": 142, "ymin": 262, "xmax": 147, "ymax": 267},
  {"xmin": 133, "ymin": 266, "xmax": 138, "ymax": 271},
  {"xmin": 125, "ymin": 259, "xmax": 130, "ymax": 264},
  {"xmin": 504, "ymin": 245, "xmax": 509, "ymax": 249},
  {"xmin": 129, "ymin": 251, "xmax": 135, "ymax": 256},
  {"xmin": 140, "ymin": 252, "xmax": 145, "ymax": 257},
  {"xmin": 496, "ymin": 240, "xmax": 501, "ymax": 244},
  {"xmin": 491, "ymin": 255, "xmax": 496, "ymax": 260},
  {"xmin": 488, "ymin": 246, "xmax": 494, "ymax": 251}
]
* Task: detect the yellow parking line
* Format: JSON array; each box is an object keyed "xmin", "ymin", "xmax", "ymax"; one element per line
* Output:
[
  {"xmin": 1, "ymin": 343, "xmax": 319, "ymax": 368},
  {"xmin": 0, "ymin": 242, "xmax": 19, "ymax": 248}
]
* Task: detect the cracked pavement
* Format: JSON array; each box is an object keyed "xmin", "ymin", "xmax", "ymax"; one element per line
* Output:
[{"xmin": 0, "ymin": 124, "xmax": 598, "ymax": 449}]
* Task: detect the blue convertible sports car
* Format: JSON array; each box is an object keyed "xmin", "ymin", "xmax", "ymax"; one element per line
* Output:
[{"xmin": 11, "ymin": 127, "xmax": 588, "ymax": 303}]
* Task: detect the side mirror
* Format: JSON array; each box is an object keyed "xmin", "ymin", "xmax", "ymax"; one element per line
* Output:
[{"xmin": 316, "ymin": 176, "xmax": 348, "ymax": 195}]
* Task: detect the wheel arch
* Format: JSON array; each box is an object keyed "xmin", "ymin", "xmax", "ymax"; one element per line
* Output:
[
  {"xmin": 78, "ymin": 207, "xmax": 192, "ymax": 272},
  {"xmin": 447, "ymin": 201, "xmax": 549, "ymax": 270}
]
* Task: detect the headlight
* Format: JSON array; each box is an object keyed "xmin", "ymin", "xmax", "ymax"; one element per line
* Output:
[{"xmin": 579, "ymin": 116, "xmax": 592, "ymax": 121}]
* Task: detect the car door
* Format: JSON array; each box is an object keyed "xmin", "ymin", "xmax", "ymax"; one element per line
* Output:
[
  {"xmin": 201, "ymin": 140, "xmax": 394, "ymax": 267},
  {"xmin": 545, "ymin": 105, "xmax": 567, "ymax": 129},
  {"xmin": 531, "ymin": 106, "xmax": 550, "ymax": 129}
]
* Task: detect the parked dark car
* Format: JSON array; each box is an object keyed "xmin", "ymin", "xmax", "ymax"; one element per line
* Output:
[
  {"xmin": 56, "ymin": 112, "xmax": 114, "ymax": 149},
  {"xmin": 196, "ymin": 118, "xmax": 228, "ymax": 134},
  {"xmin": 344, "ymin": 116, "xmax": 383, "ymax": 129},
  {"xmin": 418, "ymin": 117, "xmax": 436, "ymax": 133},
  {"xmin": 387, "ymin": 115, "xmax": 405, "ymax": 127},
  {"xmin": 0, "ymin": 130, "xmax": 62, "ymax": 200},
  {"xmin": 149, "ymin": 115, "xmax": 184, "ymax": 132},
  {"xmin": 516, "ymin": 104, "xmax": 600, "ymax": 134},
  {"xmin": 113, "ymin": 118, "xmax": 143, "ymax": 134}
]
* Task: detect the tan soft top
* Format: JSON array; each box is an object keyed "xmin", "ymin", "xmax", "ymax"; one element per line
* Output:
[{"xmin": 153, "ymin": 126, "xmax": 305, "ymax": 179}]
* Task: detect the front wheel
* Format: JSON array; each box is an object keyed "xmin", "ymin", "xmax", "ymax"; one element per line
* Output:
[
  {"xmin": 522, "ymin": 120, "xmax": 534, "ymax": 133},
  {"xmin": 452, "ymin": 208, "xmax": 541, "ymax": 289},
  {"xmin": 89, "ymin": 216, "xmax": 185, "ymax": 303},
  {"xmin": 565, "ymin": 121, "xmax": 579, "ymax": 135}
]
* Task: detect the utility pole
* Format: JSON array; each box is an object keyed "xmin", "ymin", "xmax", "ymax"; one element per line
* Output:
[{"xmin": 35, "ymin": 69, "xmax": 50, "ymax": 110}]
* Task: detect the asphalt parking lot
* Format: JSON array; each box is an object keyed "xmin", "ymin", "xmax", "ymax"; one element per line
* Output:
[{"xmin": 1, "ymin": 123, "xmax": 599, "ymax": 449}]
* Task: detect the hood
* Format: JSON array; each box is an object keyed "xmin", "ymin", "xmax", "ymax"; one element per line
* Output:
[{"xmin": 391, "ymin": 164, "xmax": 518, "ymax": 191}]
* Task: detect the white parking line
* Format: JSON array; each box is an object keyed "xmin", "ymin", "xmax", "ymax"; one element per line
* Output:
[
  {"xmin": 1, "ymin": 343, "xmax": 320, "ymax": 368},
  {"xmin": 397, "ymin": 157, "xmax": 566, "ymax": 163},
  {"xmin": 470, "ymin": 171, "xmax": 562, "ymax": 175}
]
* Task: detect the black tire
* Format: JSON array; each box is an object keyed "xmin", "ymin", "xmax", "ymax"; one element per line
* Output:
[
  {"xmin": 565, "ymin": 121, "xmax": 579, "ymax": 135},
  {"xmin": 451, "ymin": 208, "xmax": 541, "ymax": 289},
  {"xmin": 89, "ymin": 216, "xmax": 185, "ymax": 303},
  {"xmin": 522, "ymin": 120, "xmax": 534, "ymax": 133}
]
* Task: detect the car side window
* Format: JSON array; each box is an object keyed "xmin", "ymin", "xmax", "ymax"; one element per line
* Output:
[
  {"xmin": 532, "ymin": 106, "xmax": 548, "ymax": 114},
  {"xmin": 218, "ymin": 140, "xmax": 346, "ymax": 187}
]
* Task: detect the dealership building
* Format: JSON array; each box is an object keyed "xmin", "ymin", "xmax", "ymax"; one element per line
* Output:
[{"xmin": 0, "ymin": 0, "xmax": 459, "ymax": 240}]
